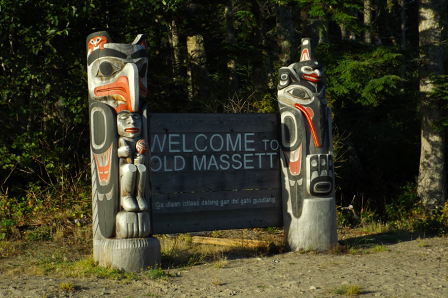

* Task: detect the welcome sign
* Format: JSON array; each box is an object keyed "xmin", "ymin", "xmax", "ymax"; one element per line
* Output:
[{"xmin": 149, "ymin": 113, "xmax": 283, "ymax": 234}]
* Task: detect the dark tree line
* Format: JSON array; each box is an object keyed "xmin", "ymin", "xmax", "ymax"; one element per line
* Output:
[{"xmin": 0, "ymin": 0, "xmax": 447, "ymax": 220}]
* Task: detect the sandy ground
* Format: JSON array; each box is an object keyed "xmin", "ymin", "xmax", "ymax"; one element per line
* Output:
[{"xmin": 0, "ymin": 235, "xmax": 447, "ymax": 297}]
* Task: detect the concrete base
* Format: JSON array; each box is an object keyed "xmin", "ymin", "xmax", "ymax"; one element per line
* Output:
[
  {"xmin": 93, "ymin": 237, "xmax": 161, "ymax": 272},
  {"xmin": 283, "ymin": 197, "xmax": 338, "ymax": 251}
]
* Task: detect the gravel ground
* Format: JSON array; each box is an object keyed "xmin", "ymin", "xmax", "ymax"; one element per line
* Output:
[{"xmin": 1, "ymin": 234, "xmax": 447, "ymax": 297}]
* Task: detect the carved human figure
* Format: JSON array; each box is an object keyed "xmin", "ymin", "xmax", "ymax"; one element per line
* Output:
[
  {"xmin": 277, "ymin": 38, "xmax": 334, "ymax": 219},
  {"xmin": 117, "ymin": 110, "xmax": 148, "ymax": 212}
]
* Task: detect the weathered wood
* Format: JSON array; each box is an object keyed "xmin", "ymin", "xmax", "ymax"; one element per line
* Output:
[
  {"xmin": 277, "ymin": 38, "xmax": 338, "ymax": 251},
  {"xmin": 152, "ymin": 207, "xmax": 282, "ymax": 234},
  {"xmin": 148, "ymin": 112, "xmax": 283, "ymax": 235},
  {"xmin": 150, "ymin": 131, "xmax": 279, "ymax": 154},
  {"xmin": 192, "ymin": 236, "xmax": 272, "ymax": 248},
  {"xmin": 149, "ymin": 113, "xmax": 279, "ymax": 133},
  {"xmin": 150, "ymin": 152, "xmax": 280, "ymax": 173},
  {"xmin": 152, "ymin": 169, "xmax": 281, "ymax": 194},
  {"xmin": 152, "ymin": 189, "xmax": 281, "ymax": 213}
]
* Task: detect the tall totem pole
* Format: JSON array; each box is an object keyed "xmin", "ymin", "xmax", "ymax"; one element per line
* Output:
[
  {"xmin": 87, "ymin": 32, "xmax": 160, "ymax": 271},
  {"xmin": 277, "ymin": 38, "xmax": 338, "ymax": 250}
]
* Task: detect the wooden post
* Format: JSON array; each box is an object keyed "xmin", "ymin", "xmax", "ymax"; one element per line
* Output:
[
  {"xmin": 87, "ymin": 31, "xmax": 160, "ymax": 271},
  {"xmin": 277, "ymin": 38, "xmax": 338, "ymax": 250}
]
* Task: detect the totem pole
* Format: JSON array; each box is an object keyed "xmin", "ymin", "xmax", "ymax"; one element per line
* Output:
[
  {"xmin": 277, "ymin": 38, "xmax": 338, "ymax": 250},
  {"xmin": 87, "ymin": 31, "xmax": 160, "ymax": 271}
]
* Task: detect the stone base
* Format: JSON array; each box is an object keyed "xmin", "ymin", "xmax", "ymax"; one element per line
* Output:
[
  {"xmin": 93, "ymin": 237, "xmax": 161, "ymax": 272},
  {"xmin": 283, "ymin": 197, "xmax": 338, "ymax": 251}
]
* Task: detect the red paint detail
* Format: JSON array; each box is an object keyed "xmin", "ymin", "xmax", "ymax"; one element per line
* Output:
[
  {"xmin": 300, "ymin": 49, "xmax": 310, "ymax": 62},
  {"xmin": 302, "ymin": 73, "xmax": 321, "ymax": 82},
  {"xmin": 94, "ymin": 76, "xmax": 134, "ymax": 112},
  {"xmin": 88, "ymin": 36, "xmax": 108, "ymax": 55},
  {"xmin": 294, "ymin": 103, "xmax": 320, "ymax": 147},
  {"xmin": 125, "ymin": 128, "xmax": 139, "ymax": 133},
  {"xmin": 94, "ymin": 143, "xmax": 113, "ymax": 182},
  {"xmin": 136, "ymin": 139, "xmax": 148, "ymax": 154},
  {"xmin": 305, "ymin": 107, "xmax": 314, "ymax": 118},
  {"xmin": 115, "ymin": 104, "xmax": 128, "ymax": 113},
  {"xmin": 140, "ymin": 40, "xmax": 147, "ymax": 51},
  {"xmin": 289, "ymin": 144, "xmax": 302, "ymax": 175}
]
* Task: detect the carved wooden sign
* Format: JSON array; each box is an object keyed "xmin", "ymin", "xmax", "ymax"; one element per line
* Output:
[
  {"xmin": 149, "ymin": 113, "xmax": 283, "ymax": 234},
  {"xmin": 87, "ymin": 32, "xmax": 336, "ymax": 271}
]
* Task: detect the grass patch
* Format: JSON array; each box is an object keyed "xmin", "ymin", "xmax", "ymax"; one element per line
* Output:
[
  {"xmin": 417, "ymin": 240, "xmax": 430, "ymax": 247},
  {"xmin": 213, "ymin": 256, "xmax": 228, "ymax": 268},
  {"xmin": 371, "ymin": 244, "xmax": 388, "ymax": 253},
  {"xmin": 158, "ymin": 231, "xmax": 283, "ymax": 268},
  {"xmin": 147, "ymin": 267, "xmax": 166, "ymax": 279},
  {"xmin": 333, "ymin": 284, "xmax": 361, "ymax": 296},
  {"xmin": 59, "ymin": 282, "xmax": 74, "ymax": 292}
]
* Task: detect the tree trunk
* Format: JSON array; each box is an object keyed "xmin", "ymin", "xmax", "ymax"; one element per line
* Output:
[
  {"xmin": 261, "ymin": 4, "xmax": 274, "ymax": 89},
  {"xmin": 276, "ymin": 2, "xmax": 295, "ymax": 66},
  {"xmin": 224, "ymin": 0, "xmax": 238, "ymax": 95},
  {"xmin": 400, "ymin": 0, "xmax": 406, "ymax": 80},
  {"xmin": 171, "ymin": 18, "xmax": 182, "ymax": 83},
  {"xmin": 364, "ymin": 0, "xmax": 372, "ymax": 44},
  {"xmin": 417, "ymin": 0, "xmax": 447, "ymax": 210},
  {"xmin": 250, "ymin": 0, "xmax": 266, "ymax": 100},
  {"xmin": 186, "ymin": 2, "xmax": 208, "ymax": 102}
]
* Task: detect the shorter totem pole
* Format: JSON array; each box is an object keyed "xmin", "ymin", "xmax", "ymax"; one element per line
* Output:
[
  {"xmin": 87, "ymin": 31, "xmax": 160, "ymax": 271},
  {"xmin": 277, "ymin": 38, "xmax": 338, "ymax": 250}
]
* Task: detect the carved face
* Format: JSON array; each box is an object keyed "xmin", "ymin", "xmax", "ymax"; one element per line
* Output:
[
  {"xmin": 87, "ymin": 32, "xmax": 148, "ymax": 112},
  {"xmin": 117, "ymin": 111, "xmax": 142, "ymax": 138}
]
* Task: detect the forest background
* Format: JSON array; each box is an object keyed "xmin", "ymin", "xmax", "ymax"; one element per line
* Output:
[{"xmin": 1, "ymin": 0, "xmax": 448, "ymax": 241}]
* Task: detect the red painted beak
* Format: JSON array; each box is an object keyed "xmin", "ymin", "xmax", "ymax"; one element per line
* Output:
[
  {"xmin": 302, "ymin": 73, "xmax": 321, "ymax": 82},
  {"xmin": 94, "ymin": 76, "xmax": 132, "ymax": 109}
]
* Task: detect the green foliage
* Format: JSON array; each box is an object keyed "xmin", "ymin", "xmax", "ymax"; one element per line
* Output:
[
  {"xmin": 0, "ymin": 0, "xmax": 432, "ymax": 238},
  {"xmin": 323, "ymin": 45, "xmax": 403, "ymax": 107},
  {"xmin": 385, "ymin": 181, "xmax": 423, "ymax": 223},
  {"xmin": 332, "ymin": 284, "xmax": 360, "ymax": 296},
  {"xmin": 147, "ymin": 266, "xmax": 173, "ymax": 279}
]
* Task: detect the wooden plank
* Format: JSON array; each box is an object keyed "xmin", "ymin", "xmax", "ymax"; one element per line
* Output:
[
  {"xmin": 149, "ymin": 113, "xmax": 279, "ymax": 133},
  {"xmin": 152, "ymin": 207, "xmax": 283, "ymax": 234},
  {"xmin": 152, "ymin": 189, "xmax": 282, "ymax": 213},
  {"xmin": 148, "ymin": 113, "xmax": 283, "ymax": 234},
  {"xmin": 192, "ymin": 236, "xmax": 272, "ymax": 248},
  {"xmin": 149, "ymin": 131, "xmax": 279, "ymax": 154},
  {"xmin": 151, "ymin": 169, "xmax": 281, "ymax": 194},
  {"xmin": 150, "ymin": 151, "xmax": 280, "ymax": 174}
]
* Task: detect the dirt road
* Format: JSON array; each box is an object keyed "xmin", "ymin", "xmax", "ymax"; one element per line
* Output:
[{"xmin": 1, "ymin": 235, "xmax": 447, "ymax": 297}]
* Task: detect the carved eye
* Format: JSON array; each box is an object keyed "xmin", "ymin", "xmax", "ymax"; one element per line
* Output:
[
  {"xmin": 288, "ymin": 88, "xmax": 310, "ymax": 99},
  {"xmin": 303, "ymin": 66, "xmax": 313, "ymax": 72},
  {"xmin": 96, "ymin": 61, "xmax": 121, "ymax": 77},
  {"xmin": 118, "ymin": 114, "xmax": 129, "ymax": 120}
]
